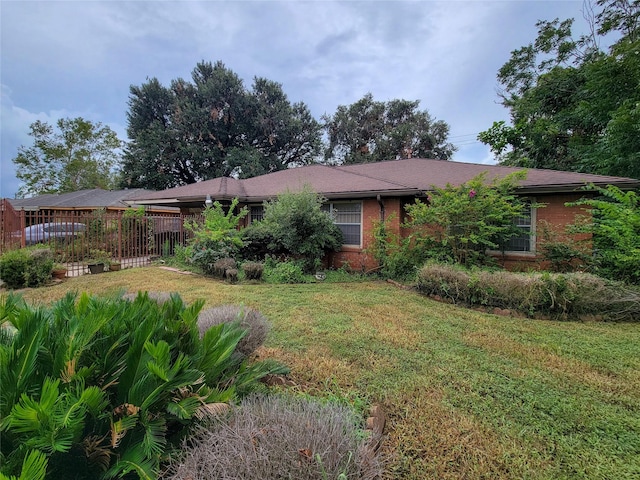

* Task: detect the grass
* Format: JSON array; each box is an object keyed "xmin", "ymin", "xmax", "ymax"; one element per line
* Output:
[{"xmin": 13, "ymin": 266, "xmax": 640, "ymax": 480}]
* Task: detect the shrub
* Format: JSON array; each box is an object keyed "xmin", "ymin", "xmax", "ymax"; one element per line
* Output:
[
  {"xmin": 197, "ymin": 305, "xmax": 270, "ymax": 357},
  {"xmin": 161, "ymin": 395, "xmax": 383, "ymax": 480},
  {"xmin": 264, "ymin": 259, "xmax": 309, "ymax": 284},
  {"xmin": 213, "ymin": 257, "xmax": 237, "ymax": 279},
  {"xmin": 568, "ymin": 185, "xmax": 640, "ymax": 284},
  {"xmin": 538, "ymin": 221, "xmax": 591, "ymax": 273},
  {"xmin": 242, "ymin": 261, "xmax": 264, "ymax": 281},
  {"xmin": 0, "ymin": 292, "xmax": 288, "ymax": 480},
  {"xmin": 406, "ymin": 171, "xmax": 532, "ymax": 267},
  {"xmin": 225, "ymin": 268, "xmax": 238, "ymax": 284},
  {"xmin": 240, "ymin": 221, "xmax": 279, "ymax": 261},
  {"xmin": 184, "ymin": 198, "xmax": 247, "ymax": 275},
  {"xmin": 0, "ymin": 247, "xmax": 54, "ymax": 289},
  {"xmin": 369, "ymin": 215, "xmax": 436, "ymax": 280},
  {"xmin": 416, "ymin": 263, "xmax": 640, "ymax": 320},
  {"xmin": 258, "ymin": 186, "xmax": 343, "ymax": 273}
]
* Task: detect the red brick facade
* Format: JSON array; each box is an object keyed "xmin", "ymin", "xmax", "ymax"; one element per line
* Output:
[{"xmin": 326, "ymin": 193, "xmax": 592, "ymax": 273}]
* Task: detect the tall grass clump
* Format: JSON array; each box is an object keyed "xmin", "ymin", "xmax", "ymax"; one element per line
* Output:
[
  {"xmin": 161, "ymin": 394, "xmax": 384, "ymax": 480},
  {"xmin": 416, "ymin": 263, "xmax": 640, "ymax": 320}
]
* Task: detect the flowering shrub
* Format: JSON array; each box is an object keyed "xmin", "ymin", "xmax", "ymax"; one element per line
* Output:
[{"xmin": 406, "ymin": 171, "xmax": 531, "ymax": 267}]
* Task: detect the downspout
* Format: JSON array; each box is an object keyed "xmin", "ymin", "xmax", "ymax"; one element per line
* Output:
[{"xmin": 376, "ymin": 194, "xmax": 385, "ymax": 221}]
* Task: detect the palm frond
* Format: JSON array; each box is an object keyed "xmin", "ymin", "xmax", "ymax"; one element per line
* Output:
[
  {"xmin": 14, "ymin": 449, "xmax": 47, "ymax": 480},
  {"xmin": 102, "ymin": 445, "xmax": 157, "ymax": 480},
  {"xmin": 139, "ymin": 415, "xmax": 166, "ymax": 458}
]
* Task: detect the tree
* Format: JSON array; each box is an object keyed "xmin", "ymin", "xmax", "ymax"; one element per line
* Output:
[
  {"xmin": 322, "ymin": 93, "xmax": 455, "ymax": 164},
  {"xmin": 479, "ymin": 0, "xmax": 640, "ymax": 179},
  {"xmin": 12, "ymin": 117, "xmax": 122, "ymax": 197},
  {"xmin": 121, "ymin": 61, "xmax": 322, "ymax": 190}
]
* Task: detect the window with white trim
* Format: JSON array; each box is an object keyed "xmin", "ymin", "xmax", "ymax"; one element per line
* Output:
[{"xmin": 322, "ymin": 202, "xmax": 362, "ymax": 246}]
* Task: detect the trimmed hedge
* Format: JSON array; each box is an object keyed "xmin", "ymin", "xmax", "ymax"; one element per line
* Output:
[{"xmin": 416, "ymin": 263, "xmax": 640, "ymax": 320}]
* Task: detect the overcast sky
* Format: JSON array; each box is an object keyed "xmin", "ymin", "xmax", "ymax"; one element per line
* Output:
[{"xmin": 1, "ymin": 0, "xmax": 588, "ymax": 198}]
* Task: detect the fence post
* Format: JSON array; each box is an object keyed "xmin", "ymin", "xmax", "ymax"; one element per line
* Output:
[
  {"xmin": 117, "ymin": 210, "xmax": 123, "ymax": 263},
  {"xmin": 19, "ymin": 209, "xmax": 26, "ymax": 248}
]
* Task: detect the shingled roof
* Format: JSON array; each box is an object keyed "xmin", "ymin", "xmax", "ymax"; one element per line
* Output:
[
  {"xmin": 128, "ymin": 158, "xmax": 640, "ymax": 207},
  {"xmin": 8, "ymin": 188, "xmax": 177, "ymax": 211}
]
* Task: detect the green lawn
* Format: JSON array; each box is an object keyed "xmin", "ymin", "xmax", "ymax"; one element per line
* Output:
[{"xmin": 18, "ymin": 267, "xmax": 640, "ymax": 480}]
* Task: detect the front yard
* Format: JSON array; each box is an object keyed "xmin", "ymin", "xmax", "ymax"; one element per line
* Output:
[{"xmin": 18, "ymin": 267, "xmax": 640, "ymax": 479}]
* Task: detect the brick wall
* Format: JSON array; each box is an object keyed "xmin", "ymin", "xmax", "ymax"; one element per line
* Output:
[{"xmin": 328, "ymin": 192, "xmax": 593, "ymax": 273}]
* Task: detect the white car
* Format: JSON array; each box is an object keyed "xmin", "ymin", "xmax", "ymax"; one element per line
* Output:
[{"xmin": 14, "ymin": 222, "xmax": 87, "ymax": 246}]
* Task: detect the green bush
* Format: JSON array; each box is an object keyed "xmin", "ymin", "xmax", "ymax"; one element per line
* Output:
[
  {"xmin": 369, "ymin": 215, "xmax": 435, "ymax": 280},
  {"xmin": 264, "ymin": 259, "xmax": 309, "ymax": 284},
  {"xmin": 257, "ymin": 186, "xmax": 343, "ymax": 273},
  {"xmin": 161, "ymin": 395, "xmax": 384, "ymax": 480},
  {"xmin": 569, "ymin": 185, "xmax": 640, "ymax": 284},
  {"xmin": 0, "ymin": 248, "xmax": 54, "ymax": 289},
  {"xmin": 0, "ymin": 292, "xmax": 288, "ymax": 480},
  {"xmin": 184, "ymin": 198, "xmax": 247, "ymax": 275},
  {"xmin": 416, "ymin": 263, "xmax": 640, "ymax": 320},
  {"xmin": 406, "ymin": 171, "xmax": 532, "ymax": 267}
]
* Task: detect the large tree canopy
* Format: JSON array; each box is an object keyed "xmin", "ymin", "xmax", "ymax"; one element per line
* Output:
[
  {"xmin": 479, "ymin": 0, "xmax": 640, "ymax": 179},
  {"xmin": 322, "ymin": 93, "xmax": 456, "ymax": 164},
  {"xmin": 12, "ymin": 117, "xmax": 121, "ymax": 198},
  {"xmin": 121, "ymin": 61, "xmax": 322, "ymax": 190}
]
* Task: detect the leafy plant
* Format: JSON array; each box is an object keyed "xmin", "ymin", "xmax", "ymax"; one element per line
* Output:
[
  {"xmin": 257, "ymin": 186, "xmax": 343, "ymax": 273},
  {"xmin": 568, "ymin": 184, "xmax": 640, "ymax": 284},
  {"xmin": 263, "ymin": 259, "xmax": 309, "ymax": 284},
  {"xmin": 406, "ymin": 171, "xmax": 532, "ymax": 267},
  {"xmin": 0, "ymin": 247, "xmax": 54, "ymax": 289},
  {"xmin": 537, "ymin": 220, "xmax": 591, "ymax": 273},
  {"xmin": 184, "ymin": 198, "xmax": 247, "ymax": 275},
  {"xmin": 0, "ymin": 292, "xmax": 288, "ymax": 479},
  {"xmin": 368, "ymin": 214, "xmax": 434, "ymax": 280}
]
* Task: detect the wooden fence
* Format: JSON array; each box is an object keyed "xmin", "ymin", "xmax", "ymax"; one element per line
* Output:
[{"xmin": 0, "ymin": 201, "xmax": 198, "ymax": 276}]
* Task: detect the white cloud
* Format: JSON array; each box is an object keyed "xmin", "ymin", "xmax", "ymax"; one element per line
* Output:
[{"xmin": 0, "ymin": 0, "xmax": 590, "ymax": 198}]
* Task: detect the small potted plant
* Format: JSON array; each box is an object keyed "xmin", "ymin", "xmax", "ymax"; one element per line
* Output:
[
  {"xmin": 109, "ymin": 261, "xmax": 122, "ymax": 272},
  {"xmin": 51, "ymin": 263, "xmax": 67, "ymax": 280},
  {"xmin": 86, "ymin": 249, "xmax": 110, "ymax": 274}
]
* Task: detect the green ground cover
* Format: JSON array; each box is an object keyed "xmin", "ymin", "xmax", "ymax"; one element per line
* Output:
[{"xmin": 16, "ymin": 267, "xmax": 640, "ymax": 479}]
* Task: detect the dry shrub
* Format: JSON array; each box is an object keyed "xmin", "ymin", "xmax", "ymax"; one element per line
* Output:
[
  {"xmin": 162, "ymin": 395, "xmax": 384, "ymax": 480},
  {"xmin": 225, "ymin": 268, "xmax": 238, "ymax": 284},
  {"xmin": 213, "ymin": 257, "xmax": 237, "ymax": 279},
  {"xmin": 415, "ymin": 264, "xmax": 471, "ymax": 303},
  {"xmin": 123, "ymin": 291, "xmax": 172, "ymax": 304},
  {"xmin": 198, "ymin": 305, "xmax": 270, "ymax": 356},
  {"xmin": 416, "ymin": 264, "xmax": 640, "ymax": 320},
  {"xmin": 242, "ymin": 261, "xmax": 264, "ymax": 281}
]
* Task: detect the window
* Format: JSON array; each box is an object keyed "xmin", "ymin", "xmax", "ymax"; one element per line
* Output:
[
  {"xmin": 323, "ymin": 202, "xmax": 362, "ymax": 246},
  {"xmin": 249, "ymin": 205, "xmax": 264, "ymax": 223},
  {"xmin": 504, "ymin": 202, "xmax": 534, "ymax": 252}
]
